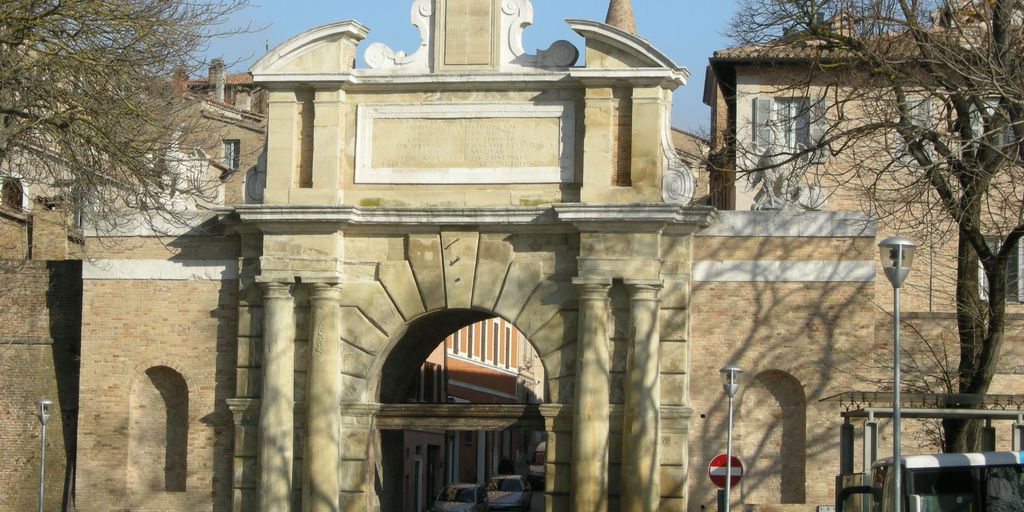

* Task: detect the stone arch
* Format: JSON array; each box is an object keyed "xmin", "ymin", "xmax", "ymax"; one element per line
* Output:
[
  {"xmin": 739, "ymin": 369, "xmax": 807, "ymax": 505},
  {"xmin": 337, "ymin": 231, "xmax": 578, "ymax": 406},
  {"xmin": 128, "ymin": 366, "xmax": 189, "ymax": 494}
]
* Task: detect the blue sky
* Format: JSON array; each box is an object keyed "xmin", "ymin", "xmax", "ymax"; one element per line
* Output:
[{"xmin": 207, "ymin": 1, "xmax": 738, "ymax": 132}]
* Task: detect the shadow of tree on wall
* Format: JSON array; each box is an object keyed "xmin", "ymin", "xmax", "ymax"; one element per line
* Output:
[{"xmin": 690, "ymin": 216, "xmax": 877, "ymax": 509}]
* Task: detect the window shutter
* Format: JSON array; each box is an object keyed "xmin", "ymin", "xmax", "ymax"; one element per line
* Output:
[
  {"xmin": 908, "ymin": 95, "xmax": 931, "ymax": 129},
  {"xmin": 753, "ymin": 97, "xmax": 773, "ymax": 151},
  {"xmin": 980, "ymin": 237, "xmax": 995, "ymax": 301},
  {"xmin": 809, "ymin": 96, "xmax": 829, "ymax": 163},
  {"xmin": 1017, "ymin": 240, "xmax": 1023, "ymax": 304},
  {"xmin": 1011, "ymin": 239, "xmax": 1019, "ymax": 303},
  {"xmin": 902, "ymin": 95, "xmax": 932, "ymax": 164}
]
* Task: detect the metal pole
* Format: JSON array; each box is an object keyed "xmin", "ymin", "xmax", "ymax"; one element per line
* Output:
[
  {"xmin": 893, "ymin": 249, "xmax": 902, "ymax": 512},
  {"xmin": 725, "ymin": 391, "xmax": 734, "ymax": 512},
  {"xmin": 38, "ymin": 419, "xmax": 46, "ymax": 512}
]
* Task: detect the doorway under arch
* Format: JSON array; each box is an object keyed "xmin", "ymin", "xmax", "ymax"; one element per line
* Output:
[{"xmin": 372, "ymin": 308, "xmax": 549, "ymax": 512}]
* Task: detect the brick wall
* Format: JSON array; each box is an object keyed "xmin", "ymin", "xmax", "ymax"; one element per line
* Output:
[
  {"xmin": 76, "ymin": 278, "xmax": 237, "ymax": 512},
  {"xmin": 0, "ymin": 260, "xmax": 81, "ymax": 511}
]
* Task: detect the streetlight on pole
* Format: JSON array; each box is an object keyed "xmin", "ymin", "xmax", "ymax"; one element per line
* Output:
[
  {"xmin": 878, "ymin": 236, "xmax": 915, "ymax": 512},
  {"xmin": 720, "ymin": 365, "xmax": 743, "ymax": 512},
  {"xmin": 36, "ymin": 398, "xmax": 53, "ymax": 512}
]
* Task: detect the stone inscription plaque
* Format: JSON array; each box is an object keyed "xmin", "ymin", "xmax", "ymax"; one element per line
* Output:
[
  {"xmin": 355, "ymin": 103, "xmax": 576, "ymax": 184},
  {"xmin": 372, "ymin": 118, "xmax": 559, "ymax": 170},
  {"xmin": 443, "ymin": 0, "xmax": 493, "ymax": 66}
]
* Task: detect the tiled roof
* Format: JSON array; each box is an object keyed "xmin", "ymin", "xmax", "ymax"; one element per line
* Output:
[
  {"xmin": 711, "ymin": 37, "xmax": 852, "ymax": 62},
  {"xmin": 186, "ymin": 72, "xmax": 255, "ymax": 86}
]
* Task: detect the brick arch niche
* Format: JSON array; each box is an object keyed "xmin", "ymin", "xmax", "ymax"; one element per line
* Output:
[
  {"xmin": 128, "ymin": 366, "xmax": 189, "ymax": 494},
  {"xmin": 740, "ymin": 369, "xmax": 807, "ymax": 505}
]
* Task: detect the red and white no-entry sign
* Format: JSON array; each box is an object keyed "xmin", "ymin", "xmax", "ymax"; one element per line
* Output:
[{"xmin": 707, "ymin": 454, "xmax": 743, "ymax": 488}]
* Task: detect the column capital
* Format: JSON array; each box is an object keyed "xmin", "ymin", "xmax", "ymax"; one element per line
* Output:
[
  {"xmin": 261, "ymin": 282, "xmax": 292, "ymax": 300},
  {"xmin": 624, "ymin": 279, "xmax": 663, "ymax": 301},
  {"xmin": 572, "ymin": 277, "xmax": 612, "ymax": 291},
  {"xmin": 307, "ymin": 283, "xmax": 342, "ymax": 303}
]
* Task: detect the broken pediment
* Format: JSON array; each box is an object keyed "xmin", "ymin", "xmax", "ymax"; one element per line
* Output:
[
  {"xmin": 251, "ymin": 21, "xmax": 369, "ymax": 75},
  {"xmin": 363, "ymin": 0, "xmax": 579, "ymax": 73},
  {"xmin": 568, "ymin": 19, "xmax": 688, "ymax": 73}
]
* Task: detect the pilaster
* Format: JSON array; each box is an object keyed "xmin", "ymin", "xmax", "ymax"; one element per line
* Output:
[
  {"xmin": 264, "ymin": 91, "xmax": 299, "ymax": 204},
  {"xmin": 259, "ymin": 282, "xmax": 296, "ymax": 512},
  {"xmin": 302, "ymin": 284, "xmax": 342, "ymax": 512},
  {"xmin": 571, "ymin": 277, "xmax": 612, "ymax": 512},
  {"xmin": 621, "ymin": 279, "xmax": 663, "ymax": 512}
]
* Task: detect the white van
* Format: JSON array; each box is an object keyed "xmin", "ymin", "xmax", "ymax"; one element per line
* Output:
[{"xmin": 837, "ymin": 451, "xmax": 1024, "ymax": 512}]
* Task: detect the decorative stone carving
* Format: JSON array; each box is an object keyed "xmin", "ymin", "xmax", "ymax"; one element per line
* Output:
[
  {"xmin": 749, "ymin": 153, "xmax": 828, "ymax": 211},
  {"xmin": 364, "ymin": 0, "xmax": 433, "ymax": 70},
  {"xmin": 500, "ymin": 0, "xmax": 579, "ymax": 70},
  {"xmin": 364, "ymin": 0, "xmax": 578, "ymax": 72},
  {"xmin": 244, "ymin": 151, "xmax": 266, "ymax": 204},
  {"xmin": 661, "ymin": 107, "xmax": 694, "ymax": 206}
]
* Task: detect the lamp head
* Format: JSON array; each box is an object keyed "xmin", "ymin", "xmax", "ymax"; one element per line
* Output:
[
  {"xmin": 719, "ymin": 365, "xmax": 743, "ymax": 398},
  {"xmin": 36, "ymin": 399, "xmax": 53, "ymax": 426},
  {"xmin": 879, "ymin": 236, "xmax": 916, "ymax": 288}
]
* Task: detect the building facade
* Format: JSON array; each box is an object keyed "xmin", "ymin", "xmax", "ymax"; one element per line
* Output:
[{"xmin": 3, "ymin": 1, "xmax": 1022, "ymax": 512}]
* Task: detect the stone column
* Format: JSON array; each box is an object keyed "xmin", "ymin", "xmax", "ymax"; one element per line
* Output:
[
  {"xmin": 303, "ymin": 284, "xmax": 342, "ymax": 512},
  {"xmin": 259, "ymin": 282, "xmax": 296, "ymax": 512},
  {"xmin": 571, "ymin": 278, "xmax": 612, "ymax": 512},
  {"xmin": 621, "ymin": 280, "xmax": 663, "ymax": 512}
]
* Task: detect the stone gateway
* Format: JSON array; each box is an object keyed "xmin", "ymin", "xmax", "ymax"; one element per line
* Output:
[{"xmin": 60, "ymin": 1, "xmax": 941, "ymax": 512}]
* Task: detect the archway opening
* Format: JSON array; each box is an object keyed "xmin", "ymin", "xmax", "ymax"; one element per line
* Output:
[
  {"xmin": 376, "ymin": 309, "xmax": 548, "ymax": 512},
  {"xmin": 741, "ymin": 370, "xmax": 807, "ymax": 505},
  {"xmin": 128, "ymin": 366, "xmax": 189, "ymax": 494}
]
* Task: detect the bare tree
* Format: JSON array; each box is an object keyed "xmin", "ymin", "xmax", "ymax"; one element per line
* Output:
[
  {"xmin": 723, "ymin": 0, "xmax": 1024, "ymax": 451},
  {"xmin": 0, "ymin": 0, "xmax": 252, "ymax": 233}
]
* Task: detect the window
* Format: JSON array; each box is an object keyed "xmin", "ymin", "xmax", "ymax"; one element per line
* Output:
[
  {"xmin": 492, "ymin": 320, "xmax": 500, "ymax": 362},
  {"xmin": 899, "ymin": 94, "xmax": 933, "ymax": 164},
  {"xmin": 504, "ymin": 326, "xmax": 512, "ymax": 369},
  {"xmin": 482, "ymin": 322, "xmax": 490, "ymax": 362},
  {"xmin": 752, "ymin": 96, "xmax": 827, "ymax": 162},
  {"xmin": 467, "ymin": 326, "xmax": 474, "ymax": 359},
  {"xmin": 970, "ymin": 98, "xmax": 1018, "ymax": 160},
  {"xmin": 223, "ymin": 139, "xmax": 240, "ymax": 169},
  {"xmin": 775, "ymin": 98, "xmax": 811, "ymax": 150},
  {"xmin": 982, "ymin": 237, "xmax": 1022, "ymax": 303},
  {"xmin": 1, "ymin": 178, "xmax": 23, "ymax": 210}
]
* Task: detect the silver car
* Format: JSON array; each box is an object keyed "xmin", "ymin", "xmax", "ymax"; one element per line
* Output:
[
  {"xmin": 486, "ymin": 475, "xmax": 533, "ymax": 511},
  {"xmin": 432, "ymin": 483, "xmax": 490, "ymax": 512}
]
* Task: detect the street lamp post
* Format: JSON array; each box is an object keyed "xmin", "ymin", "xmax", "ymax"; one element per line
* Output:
[
  {"xmin": 878, "ymin": 236, "xmax": 915, "ymax": 512},
  {"xmin": 36, "ymin": 399, "xmax": 52, "ymax": 512},
  {"xmin": 720, "ymin": 365, "xmax": 743, "ymax": 512}
]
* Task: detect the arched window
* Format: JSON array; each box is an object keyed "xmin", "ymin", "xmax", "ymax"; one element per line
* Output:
[
  {"xmin": 741, "ymin": 370, "xmax": 807, "ymax": 504},
  {"xmin": 1, "ymin": 178, "xmax": 23, "ymax": 210},
  {"xmin": 129, "ymin": 366, "xmax": 189, "ymax": 493}
]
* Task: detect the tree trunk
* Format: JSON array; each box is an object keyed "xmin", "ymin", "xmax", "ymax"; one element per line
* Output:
[{"xmin": 948, "ymin": 218, "xmax": 987, "ymax": 452}]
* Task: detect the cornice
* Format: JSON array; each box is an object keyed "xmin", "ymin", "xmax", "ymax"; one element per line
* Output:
[{"xmin": 221, "ymin": 204, "xmax": 717, "ymax": 234}]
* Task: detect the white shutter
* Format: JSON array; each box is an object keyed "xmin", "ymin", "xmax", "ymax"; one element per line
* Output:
[
  {"xmin": 753, "ymin": 97, "xmax": 773, "ymax": 151},
  {"xmin": 980, "ymin": 237, "xmax": 996, "ymax": 301},
  {"xmin": 1018, "ymin": 240, "xmax": 1023, "ymax": 304},
  {"xmin": 903, "ymin": 95, "xmax": 932, "ymax": 164},
  {"xmin": 809, "ymin": 96, "xmax": 829, "ymax": 163}
]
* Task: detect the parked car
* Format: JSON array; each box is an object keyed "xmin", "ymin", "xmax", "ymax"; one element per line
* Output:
[
  {"xmin": 432, "ymin": 483, "xmax": 489, "ymax": 512},
  {"xmin": 527, "ymin": 441, "xmax": 546, "ymax": 488},
  {"xmin": 486, "ymin": 475, "xmax": 532, "ymax": 511}
]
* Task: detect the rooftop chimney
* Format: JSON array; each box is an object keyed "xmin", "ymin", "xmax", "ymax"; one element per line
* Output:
[
  {"xmin": 209, "ymin": 58, "xmax": 225, "ymax": 102},
  {"xmin": 172, "ymin": 67, "xmax": 188, "ymax": 95},
  {"xmin": 606, "ymin": 0, "xmax": 637, "ymax": 34}
]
